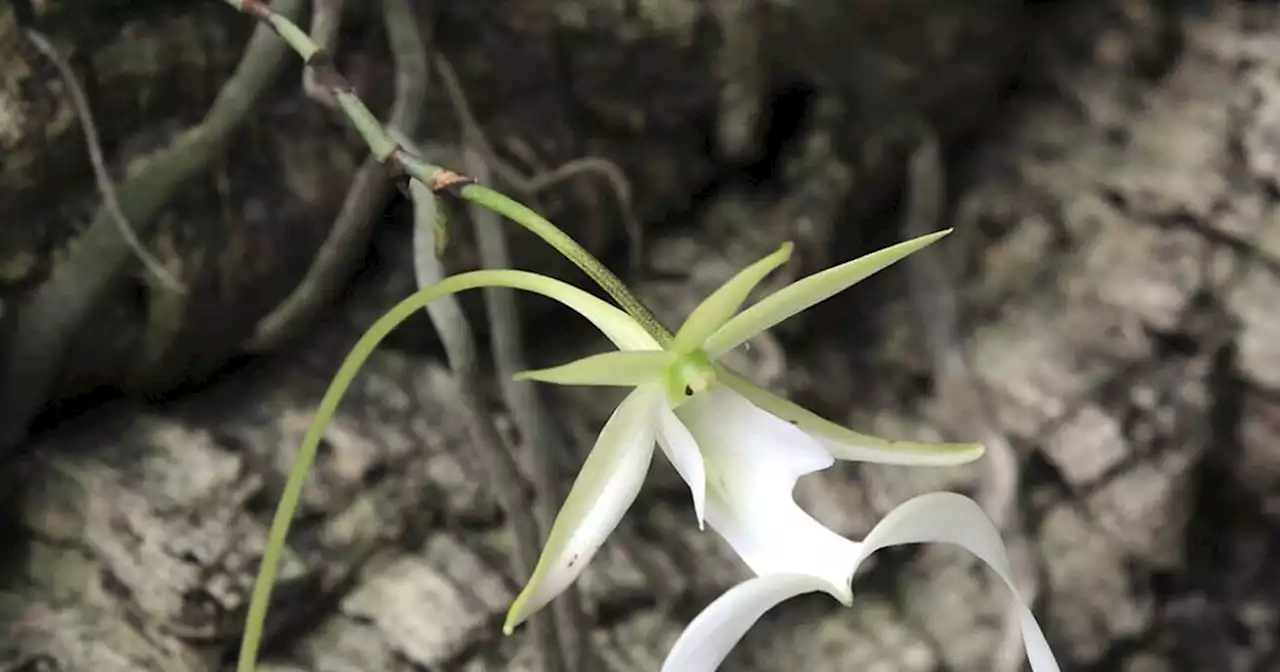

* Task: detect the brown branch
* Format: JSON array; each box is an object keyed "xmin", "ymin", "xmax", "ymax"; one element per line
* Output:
[
  {"xmin": 246, "ymin": 0, "xmax": 430, "ymax": 352},
  {"xmin": 225, "ymin": 0, "xmax": 670, "ymax": 338},
  {"xmin": 302, "ymin": 0, "xmax": 344, "ymax": 108}
]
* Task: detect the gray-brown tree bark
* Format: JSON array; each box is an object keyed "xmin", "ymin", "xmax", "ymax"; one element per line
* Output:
[{"xmin": 4, "ymin": 0, "xmax": 1279, "ymax": 671}]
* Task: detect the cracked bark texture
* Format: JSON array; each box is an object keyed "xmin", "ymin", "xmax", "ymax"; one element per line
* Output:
[{"xmin": 5, "ymin": 0, "xmax": 1280, "ymax": 671}]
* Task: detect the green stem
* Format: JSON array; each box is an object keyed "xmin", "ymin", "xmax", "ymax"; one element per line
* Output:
[
  {"xmin": 221, "ymin": 0, "xmax": 672, "ymax": 344},
  {"xmin": 234, "ymin": 268, "xmax": 642, "ymax": 672},
  {"xmin": 459, "ymin": 183, "xmax": 670, "ymax": 341}
]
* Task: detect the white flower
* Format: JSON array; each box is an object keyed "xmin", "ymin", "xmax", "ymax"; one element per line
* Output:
[
  {"xmin": 501, "ymin": 229, "xmax": 987, "ymax": 633},
  {"xmin": 660, "ymin": 492, "xmax": 1061, "ymax": 672}
]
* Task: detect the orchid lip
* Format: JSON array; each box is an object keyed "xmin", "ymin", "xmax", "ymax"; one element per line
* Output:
[{"xmin": 659, "ymin": 492, "xmax": 1063, "ymax": 672}]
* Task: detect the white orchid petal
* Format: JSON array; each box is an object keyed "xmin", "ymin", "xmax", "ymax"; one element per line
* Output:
[
  {"xmin": 851, "ymin": 492, "xmax": 1061, "ymax": 672},
  {"xmin": 515, "ymin": 350, "xmax": 675, "ymax": 387},
  {"xmin": 702, "ymin": 496, "xmax": 857, "ymax": 604},
  {"xmin": 655, "ymin": 404, "xmax": 707, "ymax": 528},
  {"xmin": 504, "ymin": 384, "xmax": 662, "ymax": 633},
  {"xmin": 678, "ymin": 387, "xmax": 856, "ymax": 596},
  {"xmin": 660, "ymin": 573, "xmax": 829, "ymax": 672},
  {"xmin": 703, "ymin": 229, "xmax": 953, "ymax": 358},
  {"xmin": 718, "ymin": 367, "xmax": 984, "ymax": 466},
  {"xmin": 677, "ymin": 386, "xmax": 835, "ymax": 479},
  {"xmin": 663, "ymin": 493, "xmax": 1061, "ymax": 672},
  {"xmin": 672, "ymin": 242, "xmax": 794, "ymax": 353}
]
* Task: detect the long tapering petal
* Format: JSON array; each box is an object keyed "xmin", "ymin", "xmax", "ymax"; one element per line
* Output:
[
  {"xmin": 660, "ymin": 573, "xmax": 830, "ymax": 672},
  {"xmin": 515, "ymin": 350, "xmax": 676, "ymax": 386},
  {"xmin": 855, "ymin": 492, "xmax": 1060, "ymax": 671},
  {"xmin": 717, "ymin": 367, "xmax": 984, "ymax": 466},
  {"xmin": 702, "ymin": 229, "xmax": 953, "ymax": 358},
  {"xmin": 503, "ymin": 384, "xmax": 662, "ymax": 633},
  {"xmin": 672, "ymin": 243, "xmax": 794, "ymax": 353},
  {"xmin": 655, "ymin": 404, "xmax": 707, "ymax": 528},
  {"xmin": 660, "ymin": 492, "xmax": 1061, "ymax": 672}
]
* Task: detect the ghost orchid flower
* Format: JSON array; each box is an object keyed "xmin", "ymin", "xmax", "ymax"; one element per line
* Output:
[
  {"xmin": 503, "ymin": 229, "xmax": 986, "ymax": 633},
  {"xmin": 660, "ymin": 491, "xmax": 1061, "ymax": 672}
]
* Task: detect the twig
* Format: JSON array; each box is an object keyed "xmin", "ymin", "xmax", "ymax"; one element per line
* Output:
[
  {"xmin": 246, "ymin": 0, "xmax": 429, "ymax": 352},
  {"xmin": 225, "ymin": 0, "xmax": 670, "ymax": 343},
  {"xmin": 433, "ymin": 54, "xmax": 646, "ymax": 273},
  {"xmin": 464, "ymin": 145, "xmax": 587, "ymax": 671},
  {"xmin": 0, "ymin": 0, "xmax": 302, "ymax": 454},
  {"xmin": 407, "ymin": 178, "xmax": 558, "ymax": 671},
  {"xmin": 22, "ymin": 29, "xmax": 187, "ymax": 295},
  {"xmin": 902, "ymin": 127, "xmax": 1040, "ymax": 672},
  {"xmin": 302, "ymin": 0, "xmax": 344, "ymax": 108}
]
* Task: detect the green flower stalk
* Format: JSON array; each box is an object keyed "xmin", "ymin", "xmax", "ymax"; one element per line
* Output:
[{"xmin": 234, "ymin": 262, "xmax": 650, "ymax": 672}]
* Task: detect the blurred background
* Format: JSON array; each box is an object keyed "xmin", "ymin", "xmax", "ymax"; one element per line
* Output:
[{"xmin": 2, "ymin": 0, "xmax": 1277, "ymax": 670}]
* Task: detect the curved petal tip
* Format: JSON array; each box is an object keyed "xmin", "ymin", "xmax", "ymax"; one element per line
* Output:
[
  {"xmin": 855, "ymin": 492, "xmax": 1062, "ymax": 672},
  {"xmin": 660, "ymin": 573, "xmax": 829, "ymax": 672},
  {"xmin": 514, "ymin": 350, "xmax": 674, "ymax": 387}
]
